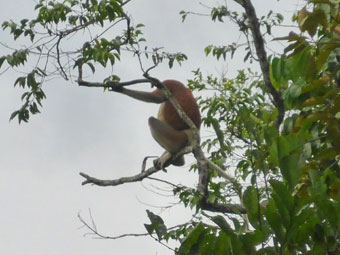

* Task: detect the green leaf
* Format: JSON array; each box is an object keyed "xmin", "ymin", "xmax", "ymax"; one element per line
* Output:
[
  {"xmin": 213, "ymin": 231, "xmax": 230, "ymax": 254},
  {"xmin": 136, "ymin": 23, "xmax": 145, "ymax": 28},
  {"xmin": 289, "ymin": 85, "xmax": 301, "ymax": 98},
  {"xmin": 243, "ymin": 186, "xmax": 259, "ymax": 226},
  {"xmin": 199, "ymin": 232, "xmax": 217, "ymax": 254},
  {"xmin": 87, "ymin": 62, "xmax": 95, "ymax": 74},
  {"xmin": 168, "ymin": 57, "xmax": 174, "ymax": 69},
  {"xmin": 302, "ymin": 8, "xmax": 328, "ymax": 37},
  {"xmin": 239, "ymin": 230, "xmax": 266, "ymax": 254},
  {"xmin": 144, "ymin": 210, "xmax": 167, "ymax": 240},
  {"xmin": 280, "ymin": 152, "xmax": 302, "ymax": 189},
  {"xmin": 204, "ymin": 45, "xmax": 212, "ymax": 56},
  {"xmin": 0, "ymin": 56, "xmax": 6, "ymax": 68},
  {"xmin": 335, "ymin": 112, "xmax": 340, "ymax": 119},
  {"xmin": 110, "ymin": 0, "xmax": 124, "ymax": 17},
  {"xmin": 270, "ymin": 57, "xmax": 281, "ymax": 89},
  {"xmin": 290, "ymin": 46, "xmax": 315, "ymax": 81},
  {"xmin": 283, "ymin": 116, "xmax": 295, "ymax": 134},
  {"xmin": 264, "ymin": 199, "xmax": 284, "ymax": 243},
  {"xmin": 211, "ymin": 215, "xmax": 233, "ymax": 234},
  {"xmin": 316, "ymin": 41, "xmax": 339, "ymax": 71},
  {"xmin": 271, "ymin": 180, "xmax": 294, "ymax": 213},
  {"xmin": 264, "ymin": 124, "xmax": 279, "ymax": 145},
  {"xmin": 90, "ymin": 0, "xmax": 98, "ymax": 6},
  {"xmin": 178, "ymin": 223, "xmax": 206, "ymax": 255},
  {"xmin": 269, "ymin": 140, "xmax": 279, "ymax": 165},
  {"xmin": 29, "ymin": 102, "xmax": 40, "ymax": 114},
  {"xmin": 18, "ymin": 106, "xmax": 29, "ymax": 124},
  {"xmin": 21, "ymin": 92, "xmax": 31, "ymax": 101},
  {"xmin": 257, "ymin": 247, "xmax": 277, "ymax": 255},
  {"xmin": 14, "ymin": 77, "xmax": 26, "ymax": 88},
  {"xmin": 27, "ymin": 71, "xmax": 37, "ymax": 89},
  {"xmin": 9, "ymin": 110, "xmax": 19, "ymax": 121},
  {"xmin": 277, "ymin": 136, "xmax": 290, "ymax": 160}
]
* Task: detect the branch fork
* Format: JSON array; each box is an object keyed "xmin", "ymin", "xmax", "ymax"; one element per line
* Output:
[{"xmin": 77, "ymin": 65, "xmax": 246, "ymax": 214}]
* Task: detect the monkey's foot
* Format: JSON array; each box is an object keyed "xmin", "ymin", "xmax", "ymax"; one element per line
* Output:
[{"xmin": 153, "ymin": 158, "xmax": 167, "ymax": 172}]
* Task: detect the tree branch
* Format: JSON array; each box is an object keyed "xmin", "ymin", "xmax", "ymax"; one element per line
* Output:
[
  {"xmin": 236, "ymin": 0, "xmax": 285, "ymax": 127},
  {"xmin": 78, "ymin": 78, "xmax": 151, "ymax": 88},
  {"xmin": 56, "ymin": 33, "xmax": 68, "ymax": 80},
  {"xmin": 80, "ymin": 165, "xmax": 161, "ymax": 186},
  {"xmin": 201, "ymin": 201, "xmax": 247, "ymax": 214},
  {"xmin": 143, "ymin": 73, "xmax": 199, "ymax": 132},
  {"xmin": 78, "ymin": 211, "xmax": 149, "ymax": 239},
  {"xmin": 78, "ymin": 71, "xmax": 246, "ymax": 215}
]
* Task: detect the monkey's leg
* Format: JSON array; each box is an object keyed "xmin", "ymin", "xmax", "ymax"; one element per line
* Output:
[
  {"xmin": 148, "ymin": 117, "xmax": 188, "ymax": 168},
  {"xmin": 148, "ymin": 117, "xmax": 188, "ymax": 152}
]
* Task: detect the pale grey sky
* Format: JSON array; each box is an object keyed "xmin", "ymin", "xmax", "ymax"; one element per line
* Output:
[{"xmin": 0, "ymin": 1, "xmax": 299, "ymax": 254}]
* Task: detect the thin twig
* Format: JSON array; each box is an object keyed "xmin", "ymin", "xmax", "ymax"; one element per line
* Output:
[
  {"xmin": 56, "ymin": 33, "xmax": 68, "ymax": 80},
  {"xmin": 146, "ymin": 177, "xmax": 181, "ymax": 188},
  {"xmin": 78, "ymin": 212, "xmax": 148, "ymax": 239}
]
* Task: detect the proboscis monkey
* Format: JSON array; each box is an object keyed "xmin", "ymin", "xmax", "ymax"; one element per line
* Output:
[{"xmin": 111, "ymin": 80, "xmax": 201, "ymax": 169}]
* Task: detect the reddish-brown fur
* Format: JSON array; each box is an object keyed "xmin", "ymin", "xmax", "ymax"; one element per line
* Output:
[{"xmin": 152, "ymin": 80, "xmax": 201, "ymax": 130}]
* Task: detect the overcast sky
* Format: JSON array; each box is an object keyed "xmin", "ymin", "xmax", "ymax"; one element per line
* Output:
[{"xmin": 0, "ymin": 1, "xmax": 299, "ymax": 254}]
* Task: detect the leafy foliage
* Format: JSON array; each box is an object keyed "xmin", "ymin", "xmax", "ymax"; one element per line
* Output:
[
  {"xmin": 1, "ymin": 0, "xmax": 186, "ymax": 123},
  {"xmin": 144, "ymin": 210, "xmax": 167, "ymax": 240},
  {"xmin": 176, "ymin": 1, "xmax": 340, "ymax": 254}
]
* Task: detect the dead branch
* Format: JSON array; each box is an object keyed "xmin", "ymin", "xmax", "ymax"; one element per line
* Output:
[
  {"xmin": 80, "ymin": 145, "xmax": 194, "ymax": 186},
  {"xmin": 80, "ymin": 165, "xmax": 161, "ymax": 186}
]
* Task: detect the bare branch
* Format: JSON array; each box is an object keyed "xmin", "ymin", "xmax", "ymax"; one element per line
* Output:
[
  {"xmin": 80, "ymin": 165, "xmax": 161, "ymax": 186},
  {"xmin": 78, "ymin": 78, "xmax": 151, "ymax": 88},
  {"xmin": 207, "ymin": 160, "xmax": 238, "ymax": 185}
]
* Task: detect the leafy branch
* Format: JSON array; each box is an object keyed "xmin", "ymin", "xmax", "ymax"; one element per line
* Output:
[{"xmin": 235, "ymin": 0, "xmax": 285, "ymax": 127}]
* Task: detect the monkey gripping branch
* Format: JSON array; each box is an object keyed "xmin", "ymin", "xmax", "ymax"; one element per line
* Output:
[
  {"xmin": 78, "ymin": 65, "xmax": 246, "ymax": 215},
  {"xmin": 78, "ymin": 0, "xmax": 285, "ymax": 216}
]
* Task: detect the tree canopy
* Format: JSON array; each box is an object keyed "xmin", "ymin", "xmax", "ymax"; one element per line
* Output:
[{"xmin": 2, "ymin": 0, "xmax": 340, "ymax": 254}]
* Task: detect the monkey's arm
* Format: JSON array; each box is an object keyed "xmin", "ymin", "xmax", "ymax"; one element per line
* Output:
[{"xmin": 112, "ymin": 87, "xmax": 166, "ymax": 104}]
